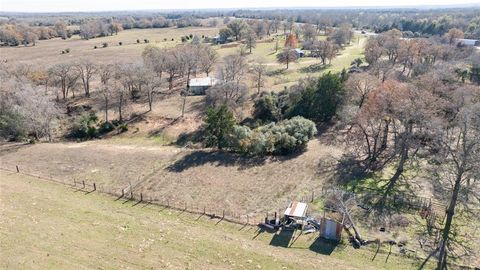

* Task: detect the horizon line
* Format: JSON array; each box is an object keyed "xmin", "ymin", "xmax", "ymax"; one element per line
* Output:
[{"xmin": 1, "ymin": 3, "xmax": 479, "ymax": 14}]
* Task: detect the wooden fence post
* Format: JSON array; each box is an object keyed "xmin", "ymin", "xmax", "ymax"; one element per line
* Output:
[
  {"xmin": 140, "ymin": 193, "xmax": 143, "ymax": 202},
  {"xmin": 222, "ymin": 210, "xmax": 225, "ymax": 219},
  {"xmin": 311, "ymin": 190, "xmax": 314, "ymax": 202},
  {"xmin": 121, "ymin": 188, "xmax": 124, "ymax": 198},
  {"xmin": 82, "ymin": 180, "xmax": 85, "ymax": 189},
  {"xmin": 16, "ymin": 165, "xmax": 19, "ymax": 173},
  {"xmin": 93, "ymin": 183, "xmax": 96, "ymax": 191}
]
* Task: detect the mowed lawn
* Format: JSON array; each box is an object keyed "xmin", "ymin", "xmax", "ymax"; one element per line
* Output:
[{"xmin": 0, "ymin": 170, "xmax": 426, "ymax": 269}]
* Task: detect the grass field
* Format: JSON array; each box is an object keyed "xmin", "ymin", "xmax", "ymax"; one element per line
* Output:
[
  {"xmin": 0, "ymin": 170, "xmax": 426, "ymax": 269},
  {"xmin": 0, "ymin": 27, "xmax": 221, "ymax": 65}
]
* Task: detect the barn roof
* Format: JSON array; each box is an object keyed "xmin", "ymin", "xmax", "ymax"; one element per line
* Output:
[{"xmin": 189, "ymin": 77, "xmax": 219, "ymax": 87}]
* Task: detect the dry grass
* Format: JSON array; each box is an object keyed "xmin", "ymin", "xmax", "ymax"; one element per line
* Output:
[
  {"xmin": 0, "ymin": 170, "xmax": 424, "ymax": 269},
  {"xmin": 0, "ymin": 27, "xmax": 220, "ymax": 65},
  {"xmin": 0, "ymin": 133, "xmax": 342, "ymax": 217}
]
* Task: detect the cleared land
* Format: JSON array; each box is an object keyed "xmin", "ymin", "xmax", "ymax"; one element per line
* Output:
[
  {"xmin": 0, "ymin": 135, "xmax": 342, "ymax": 217},
  {"xmin": 0, "ymin": 170, "xmax": 425, "ymax": 269}
]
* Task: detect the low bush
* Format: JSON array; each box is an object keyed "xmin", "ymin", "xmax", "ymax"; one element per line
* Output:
[
  {"xmin": 69, "ymin": 113, "xmax": 98, "ymax": 139},
  {"xmin": 229, "ymin": 116, "xmax": 317, "ymax": 155},
  {"xmin": 102, "ymin": 42, "xmax": 108, "ymax": 48},
  {"xmin": 98, "ymin": 121, "xmax": 114, "ymax": 134}
]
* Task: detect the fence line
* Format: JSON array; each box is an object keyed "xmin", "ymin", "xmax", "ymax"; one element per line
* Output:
[{"xmin": 0, "ymin": 165, "xmax": 271, "ymax": 227}]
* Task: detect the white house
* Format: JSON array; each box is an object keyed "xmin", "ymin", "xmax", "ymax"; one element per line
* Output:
[{"xmin": 188, "ymin": 77, "xmax": 219, "ymax": 95}]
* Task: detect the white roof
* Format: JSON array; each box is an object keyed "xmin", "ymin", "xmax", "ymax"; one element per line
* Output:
[
  {"xmin": 458, "ymin": 39, "xmax": 478, "ymax": 46},
  {"xmin": 189, "ymin": 77, "xmax": 218, "ymax": 87},
  {"xmin": 284, "ymin": 202, "xmax": 308, "ymax": 218}
]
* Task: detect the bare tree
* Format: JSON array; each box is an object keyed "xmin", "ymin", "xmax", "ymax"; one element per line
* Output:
[
  {"xmin": 277, "ymin": 48, "xmax": 298, "ymax": 69},
  {"xmin": 434, "ymin": 85, "xmax": 480, "ymax": 270},
  {"xmin": 243, "ymin": 28, "xmax": 257, "ymax": 53},
  {"xmin": 344, "ymin": 73, "xmax": 379, "ymax": 108},
  {"xmin": 48, "ymin": 63, "xmax": 79, "ymax": 100},
  {"xmin": 250, "ymin": 61, "xmax": 267, "ymax": 94},
  {"xmin": 218, "ymin": 54, "xmax": 248, "ymax": 84},
  {"xmin": 75, "ymin": 59, "xmax": 96, "ymax": 97},
  {"xmin": 198, "ymin": 45, "xmax": 218, "ymax": 76},
  {"xmin": 206, "ymin": 81, "xmax": 248, "ymax": 110},
  {"xmin": 98, "ymin": 64, "xmax": 114, "ymax": 122}
]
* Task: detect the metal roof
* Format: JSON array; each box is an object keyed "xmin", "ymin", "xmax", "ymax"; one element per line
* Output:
[
  {"xmin": 189, "ymin": 77, "xmax": 219, "ymax": 87},
  {"xmin": 284, "ymin": 202, "xmax": 308, "ymax": 218}
]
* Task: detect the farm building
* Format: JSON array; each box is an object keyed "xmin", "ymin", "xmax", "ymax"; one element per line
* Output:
[
  {"xmin": 294, "ymin": 48, "xmax": 305, "ymax": 57},
  {"xmin": 457, "ymin": 39, "xmax": 479, "ymax": 47},
  {"xmin": 188, "ymin": 77, "xmax": 219, "ymax": 95}
]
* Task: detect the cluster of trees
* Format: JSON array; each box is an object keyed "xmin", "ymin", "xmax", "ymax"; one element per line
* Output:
[
  {"xmin": 340, "ymin": 37, "xmax": 479, "ymax": 266},
  {"xmin": 79, "ymin": 20, "xmax": 123, "ymax": 39},
  {"xmin": 0, "ymin": 68, "xmax": 59, "ymax": 141},
  {"xmin": 364, "ymin": 28, "xmax": 478, "ymax": 80},
  {"xmin": 233, "ymin": 8, "xmax": 480, "ymax": 39},
  {"xmin": 0, "ymin": 20, "xmax": 70, "ymax": 46}
]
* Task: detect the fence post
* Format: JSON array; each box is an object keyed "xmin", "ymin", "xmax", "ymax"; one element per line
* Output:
[
  {"xmin": 82, "ymin": 180, "xmax": 85, "ymax": 189},
  {"xmin": 140, "ymin": 193, "xmax": 143, "ymax": 202},
  {"xmin": 121, "ymin": 188, "xmax": 124, "ymax": 198},
  {"xmin": 203, "ymin": 206, "xmax": 206, "ymax": 214},
  {"xmin": 93, "ymin": 183, "xmax": 96, "ymax": 191},
  {"xmin": 311, "ymin": 190, "xmax": 314, "ymax": 202},
  {"xmin": 222, "ymin": 210, "xmax": 225, "ymax": 219},
  {"xmin": 16, "ymin": 165, "xmax": 19, "ymax": 173},
  {"xmin": 130, "ymin": 191, "xmax": 133, "ymax": 200}
]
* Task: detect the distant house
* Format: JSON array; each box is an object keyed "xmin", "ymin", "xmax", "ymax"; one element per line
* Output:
[
  {"xmin": 212, "ymin": 35, "xmax": 233, "ymax": 44},
  {"xmin": 457, "ymin": 39, "xmax": 479, "ymax": 47},
  {"xmin": 188, "ymin": 77, "xmax": 219, "ymax": 95},
  {"xmin": 294, "ymin": 48, "xmax": 305, "ymax": 57}
]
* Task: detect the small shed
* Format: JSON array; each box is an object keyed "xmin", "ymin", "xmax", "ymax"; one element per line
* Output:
[
  {"xmin": 319, "ymin": 217, "xmax": 343, "ymax": 241},
  {"xmin": 188, "ymin": 77, "xmax": 219, "ymax": 95}
]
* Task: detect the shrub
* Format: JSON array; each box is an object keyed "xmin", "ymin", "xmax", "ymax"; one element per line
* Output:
[
  {"xmin": 229, "ymin": 116, "xmax": 317, "ymax": 155},
  {"xmin": 181, "ymin": 36, "xmax": 187, "ymax": 43},
  {"xmin": 137, "ymin": 39, "xmax": 140, "ymax": 43},
  {"xmin": 164, "ymin": 38, "xmax": 167, "ymax": 41},
  {"xmin": 118, "ymin": 123, "xmax": 128, "ymax": 133},
  {"xmin": 98, "ymin": 121, "xmax": 115, "ymax": 134},
  {"xmin": 118, "ymin": 42, "xmax": 123, "ymax": 46},
  {"xmin": 144, "ymin": 39, "xmax": 149, "ymax": 43},
  {"xmin": 102, "ymin": 42, "xmax": 108, "ymax": 48},
  {"xmin": 94, "ymin": 45, "xmax": 97, "ymax": 49},
  {"xmin": 65, "ymin": 48, "xmax": 70, "ymax": 53},
  {"xmin": 69, "ymin": 113, "xmax": 98, "ymax": 139},
  {"xmin": 203, "ymin": 105, "xmax": 236, "ymax": 149}
]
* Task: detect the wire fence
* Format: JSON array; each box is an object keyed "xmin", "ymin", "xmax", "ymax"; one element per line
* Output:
[{"xmin": 0, "ymin": 164, "xmax": 294, "ymax": 227}]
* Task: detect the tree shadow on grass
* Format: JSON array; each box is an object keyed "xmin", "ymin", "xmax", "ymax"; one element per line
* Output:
[
  {"xmin": 300, "ymin": 63, "xmax": 330, "ymax": 73},
  {"xmin": 167, "ymin": 148, "xmax": 304, "ymax": 172},
  {"xmin": 309, "ymin": 237, "xmax": 339, "ymax": 255}
]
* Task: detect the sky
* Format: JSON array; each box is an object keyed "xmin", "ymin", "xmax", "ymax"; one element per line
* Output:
[{"xmin": 0, "ymin": 0, "xmax": 479, "ymax": 12}]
